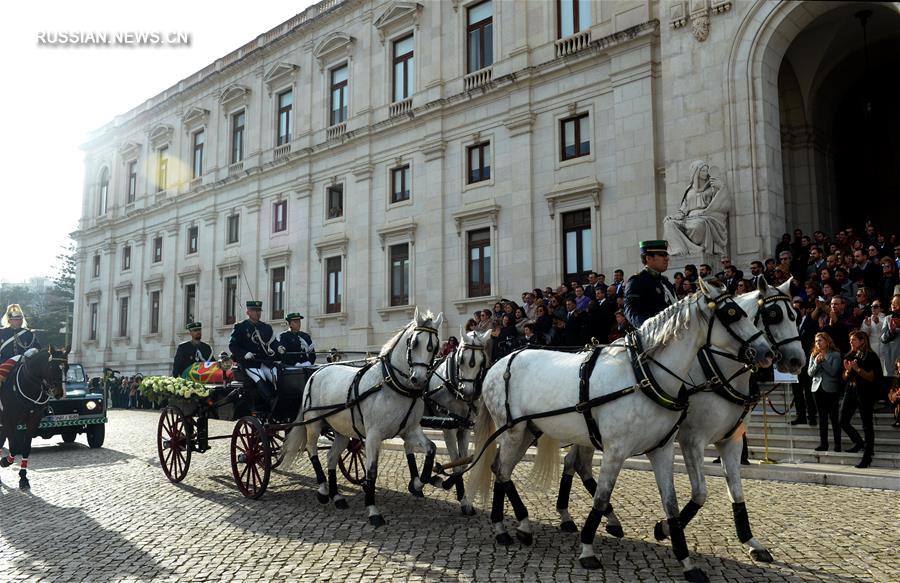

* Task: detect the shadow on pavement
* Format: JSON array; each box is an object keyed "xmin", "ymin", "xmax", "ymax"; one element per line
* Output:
[{"xmin": 14, "ymin": 442, "xmax": 135, "ymax": 472}]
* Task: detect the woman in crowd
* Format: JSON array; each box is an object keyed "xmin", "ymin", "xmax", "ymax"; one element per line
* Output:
[
  {"xmin": 878, "ymin": 259, "xmax": 898, "ymax": 306},
  {"xmin": 888, "ymin": 359, "xmax": 900, "ymax": 428},
  {"xmin": 533, "ymin": 304, "xmax": 553, "ymax": 343},
  {"xmin": 491, "ymin": 313, "xmax": 519, "ymax": 360},
  {"xmin": 464, "ymin": 318, "xmax": 478, "ymax": 333},
  {"xmin": 440, "ymin": 336, "xmax": 459, "ymax": 358},
  {"xmin": 513, "ymin": 307, "xmax": 529, "ymax": 336},
  {"xmin": 808, "ymin": 332, "xmax": 843, "ymax": 453},
  {"xmin": 840, "ymin": 330, "xmax": 882, "ymax": 468},
  {"xmin": 881, "ymin": 294, "xmax": 900, "ymax": 404}
]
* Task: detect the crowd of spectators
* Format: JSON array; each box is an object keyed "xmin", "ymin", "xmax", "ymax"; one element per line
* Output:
[{"xmin": 91, "ymin": 375, "xmax": 152, "ymax": 410}]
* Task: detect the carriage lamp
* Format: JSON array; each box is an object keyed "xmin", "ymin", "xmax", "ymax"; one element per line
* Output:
[{"xmin": 86, "ymin": 400, "xmax": 98, "ymax": 411}]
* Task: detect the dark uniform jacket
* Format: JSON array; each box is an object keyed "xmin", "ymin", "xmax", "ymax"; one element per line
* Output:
[
  {"xmin": 229, "ymin": 320, "xmax": 280, "ymax": 364},
  {"xmin": 278, "ymin": 330, "xmax": 316, "ymax": 366},
  {"xmin": 0, "ymin": 327, "xmax": 41, "ymax": 361},
  {"xmin": 172, "ymin": 340, "xmax": 213, "ymax": 377},
  {"xmin": 623, "ymin": 268, "xmax": 677, "ymax": 328}
]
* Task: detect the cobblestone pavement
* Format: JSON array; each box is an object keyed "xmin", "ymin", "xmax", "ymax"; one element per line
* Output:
[{"xmin": 0, "ymin": 410, "xmax": 896, "ymax": 582}]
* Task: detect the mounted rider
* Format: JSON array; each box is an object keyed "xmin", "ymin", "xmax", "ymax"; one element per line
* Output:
[
  {"xmin": 172, "ymin": 321, "xmax": 213, "ymax": 377},
  {"xmin": 623, "ymin": 240, "xmax": 678, "ymax": 328},
  {"xmin": 0, "ymin": 304, "xmax": 42, "ymax": 384},
  {"xmin": 228, "ymin": 300, "xmax": 282, "ymax": 410},
  {"xmin": 278, "ymin": 312, "xmax": 316, "ymax": 367}
]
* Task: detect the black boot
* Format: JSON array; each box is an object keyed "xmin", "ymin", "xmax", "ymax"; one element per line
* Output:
[
  {"xmin": 855, "ymin": 455, "xmax": 872, "ymax": 469},
  {"xmin": 847, "ymin": 442, "xmax": 864, "ymax": 454},
  {"xmin": 790, "ymin": 417, "xmax": 806, "ymax": 426}
]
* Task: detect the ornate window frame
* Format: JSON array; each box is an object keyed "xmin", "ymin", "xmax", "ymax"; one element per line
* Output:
[
  {"xmin": 451, "ymin": 200, "xmax": 501, "ymax": 313},
  {"xmin": 376, "ymin": 218, "xmax": 417, "ymax": 319}
]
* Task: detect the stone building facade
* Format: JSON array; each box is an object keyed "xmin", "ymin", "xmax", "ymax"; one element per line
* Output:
[{"xmin": 72, "ymin": 0, "xmax": 900, "ymax": 374}]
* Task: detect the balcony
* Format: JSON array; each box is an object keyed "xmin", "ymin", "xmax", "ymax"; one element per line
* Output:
[
  {"xmin": 555, "ymin": 30, "xmax": 591, "ymax": 58},
  {"xmin": 228, "ymin": 161, "xmax": 244, "ymax": 177},
  {"xmin": 274, "ymin": 143, "xmax": 291, "ymax": 160},
  {"xmin": 389, "ymin": 98, "xmax": 412, "ymax": 118},
  {"xmin": 464, "ymin": 67, "xmax": 492, "ymax": 91},
  {"xmin": 326, "ymin": 121, "xmax": 347, "ymax": 140}
]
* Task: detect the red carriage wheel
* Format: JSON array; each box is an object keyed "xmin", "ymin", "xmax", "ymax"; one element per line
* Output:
[
  {"xmin": 339, "ymin": 438, "xmax": 366, "ymax": 485},
  {"xmin": 231, "ymin": 416, "xmax": 272, "ymax": 499},
  {"xmin": 268, "ymin": 427, "xmax": 287, "ymax": 469},
  {"xmin": 157, "ymin": 406, "xmax": 192, "ymax": 483}
]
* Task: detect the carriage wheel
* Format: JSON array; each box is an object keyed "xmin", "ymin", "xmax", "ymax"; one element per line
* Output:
[
  {"xmin": 157, "ymin": 406, "xmax": 192, "ymax": 483},
  {"xmin": 268, "ymin": 427, "xmax": 287, "ymax": 469},
  {"xmin": 231, "ymin": 416, "xmax": 271, "ymax": 499},
  {"xmin": 339, "ymin": 438, "xmax": 366, "ymax": 485}
]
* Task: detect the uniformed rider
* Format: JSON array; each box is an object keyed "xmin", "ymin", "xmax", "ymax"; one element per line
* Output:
[
  {"xmin": 228, "ymin": 300, "xmax": 282, "ymax": 410},
  {"xmin": 278, "ymin": 312, "xmax": 315, "ymax": 367},
  {"xmin": 172, "ymin": 321, "xmax": 213, "ymax": 377},
  {"xmin": 0, "ymin": 303, "xmax": 41, "ymax": 363},
  {"xmin": 623, "ymin": 240, "xmax": 677, "ymax": 328}
]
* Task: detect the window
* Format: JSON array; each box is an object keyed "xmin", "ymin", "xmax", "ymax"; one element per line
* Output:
[
  {"xmin": 156, "ymin": 147, "xmax": 168, "ymax": 193},
  {"xmin": 127, "ymin": 161, "xmax": 137, "ymax": 203},
  {"xmin": 467, "ymin": 228, "xmax": 491, "ymax": 297},
  {"xmin": 98, "ymin": 168, "xmax": 109, "ymax": 215},
  {"xmin": 391, "ymin": 165, "xmax": 410, "ymax": 203},
  {"xmin": 122, "ymin": 245, "xmax": 131, "ymax": 271},
  {"xmin": 392, "ymin": 34, "xmax": 414, "ymax": 102},
  {"xmin": 184, "ymin": 284, "xmax": 196, "ymax": 326},
  {"xmin": 273, "ymin": 200, "xmax": 287, "ymax": 233},
  {"xmin": 330, "ymin": 64, "xmax": 349, "ymax": 126},
  {"xmin": 89, "ymin": 302, "xmax": 98, "ymax": 341},
  {"xmin": 467, "ymin": 0, "xmax": 493, "ymax": 73},
  {"xmin": 561, "ymin": 113, "xmax": 590, "ymax": 160},
  {"xmin": 562, "ymin": 209, "xmax": 592, "ymax": 283},
  {"xmin": 187, "ymin": 225, "xmax": 198, "ymax": 255},
  {"xmin": 558, "ymin": 0, "xmax": 591, "ymax": 38},
  {"xmin": 224, "ymin": 276, "xmax": 238, "ymax": 325},
  {"xmin": 192, "ymin": 130, "xmax": 204, "ymax": 179},
  {"xmin": 326, "ymin": 184, "xmax": 344, "ymax": 219},
  {"xmin": 149, "ymin": 290, "xmax": 160, "ymax": 334},
  {"xmin": 326, "ymin": 257, "xmax": 343, "ymax": 314},
  {"xmin": 227, "ymin": 214, "xmax": 240, "ymax": 244},
  {"xmin": 271, "ymin": 267, "xmax": 285, "ymax": 320},
  {"xmin": 152, "ymin": 236, "xmax": 163, "ymax": 263},
  {"xmin": 231, "ymin": 110, "xmax": 245, "ymax": 164},
  {"xmin": 118, "ymin": 296, "xmax": 129, "ymax": 337},
  {"xmin": 467, "ymin": 141, "xmax": 491, "ymax": 184},
  {"xmin": 277, "ymin": 89, "xmax": 292, "ymax": 145},
  {"xmin": 92, "ymin": 254, "xmax": 100, "ymax": 278},
  {"xmin": 390, "ymin": 243, "xmax": 410, "ymax": 306}
]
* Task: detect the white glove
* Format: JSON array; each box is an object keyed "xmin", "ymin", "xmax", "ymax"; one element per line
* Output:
[
  {"xmin": 244, "ymin": 352, "xmax": 255, "ymax": 360},
  {"xmin": 23, "ymin": 348, "xmax": 38, "ymax": 358},
  {"xmin": 277, "ymin": 345, "xmax": 286, "ymax": 354}
]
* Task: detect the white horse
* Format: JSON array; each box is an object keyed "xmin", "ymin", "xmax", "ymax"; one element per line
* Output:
[
  {"xmin": 469, "ymin": 281, "xmax": 774, "ymax": 583},
  {"xmin": 555, "ymin": 279, "xmax": 806, "ymax": 564},
  {"xmin": 281, "ymin": 308, "xmax": 443, "ymax": 527},
  {"xmin": 406, "ymin": 329, "xmax": 492, "ymax": 514}
]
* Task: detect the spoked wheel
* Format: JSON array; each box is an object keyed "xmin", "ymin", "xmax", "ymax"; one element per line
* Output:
[
  {"xmin": 268, "ymin": 427, "xmax": 287, "ymax": 470},
  {"xmin": 231, "ymin": 416, "xmax": 272, "ymax": 499},
  {"xmin": 339, "ymin": 438, "xmax": 366, "ymax": 485},
  {"xmin": 157, "ymin": 406, "xmax": 192, "ymax": 483}
]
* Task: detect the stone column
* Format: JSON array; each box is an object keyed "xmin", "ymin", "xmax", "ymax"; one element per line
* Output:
[
  {"xmin": 348, "ymin": 164, "xmax": 374, "ymax": 348},
  {"xmin": 132, "ymin": 236, "xmax": 147, "ymax": 360}
]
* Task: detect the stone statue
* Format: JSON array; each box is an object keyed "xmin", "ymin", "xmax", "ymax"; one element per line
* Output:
[{"xmin": 663, "ymin": 160, "xmax": 730, "ymax": 256}]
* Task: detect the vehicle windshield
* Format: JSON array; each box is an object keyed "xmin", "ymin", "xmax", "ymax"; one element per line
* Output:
[{"xmin": 65, "ymin": 364, "xmax": 87, "ymax": 384}]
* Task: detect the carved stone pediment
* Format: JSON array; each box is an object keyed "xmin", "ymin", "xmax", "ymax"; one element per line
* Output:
[
  {"xmin": 182, "ymin": 107, "xmax": 210, "ymax": 131},
  {"xmin": 148, "ymin": 124, "xmax": 174, "ymax": 147},
  {"xmin": 373, "ymin": 2, "xmax": 423, "ymax": 43},
  {"xmin": 314, "ymin": 32, "xmax": 355, "ymax": 68},
  {"xmin": 263, "ymin": 62, "xmax": 299, "ymax": 93},
  {"xmin": 219, "ymin": 84, "xmax": 251, "ymax": 111},
  {"xmin": 118, "ymin": 141, "xmax": 142, "ymax": 159}
]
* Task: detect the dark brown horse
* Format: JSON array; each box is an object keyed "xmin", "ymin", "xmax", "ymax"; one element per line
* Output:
[{"xmin": 0, "ymin": 347, "xmax": 67, "ymax": 489}]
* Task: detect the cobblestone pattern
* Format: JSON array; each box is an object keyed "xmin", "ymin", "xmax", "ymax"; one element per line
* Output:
[{"xmin": 0, "ymin": 410, "xmax": 896, "ymax": 582}]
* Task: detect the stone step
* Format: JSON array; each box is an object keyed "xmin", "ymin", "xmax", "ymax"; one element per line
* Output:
[
  {"xmin": 746, "ymin": 408, "xmax": 898, "ymax": 428},
  {"xmin": 744, "ymin": 444, "xmax": 900, "ymax": 468},
  {"xmin": 745, "ymin": 432, "xmax": 900, "ymax": 453}
]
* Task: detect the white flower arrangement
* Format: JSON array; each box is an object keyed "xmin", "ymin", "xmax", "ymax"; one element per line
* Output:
[{"xmin": 138, "ymin": 376, "xmax": 210, "ymax": 404}]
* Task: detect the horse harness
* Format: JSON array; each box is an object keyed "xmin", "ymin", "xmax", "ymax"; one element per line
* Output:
[
  {"xmin": 1, "ymin": 352, "xmax": 65, "ymax": 413},
  {"xmin": 423, "ymin": 343, "xmax": 488, "ymax": 429}
]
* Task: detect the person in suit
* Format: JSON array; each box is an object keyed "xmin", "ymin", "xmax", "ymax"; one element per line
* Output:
[
  {"xmin": 562, "ymin": 298, "xmax": 586, "ymax": 346},
  {"xmin": 623, "ymin": 240, "xmax": 676, "ymax": 328},
  {"xmin": 748, "ymin": 260, "xmax": 765, "ymax": 289},
  {"xmin": 808, "ymin": 332, "xmax": 842, "ymax": 452},
  {"xmin": 229, "ymin": 300, "xmax": 282, "ymax": 410},
  {"xmin": 278, "ymin": 312, "xmax": 316, "ymax": 366},
  {"xmin": 840, "ymin": 330, "xmax": 883, "ymax": 468},
  {"xmin": 588, "ymin": 286, "xmax": 615, "ymax": 344},
  {"xmin": 172, "ymin": 322, "xmax": 213, "ymax": 377},
  {"xmin": 791, "ymin": 302, "xmax": 818, "ymax": 426}
]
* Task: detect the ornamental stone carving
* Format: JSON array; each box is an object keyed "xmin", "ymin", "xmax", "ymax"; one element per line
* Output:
[{"xmin": 663, "ymin": 160, "xmax": 730, "ymax": 256}]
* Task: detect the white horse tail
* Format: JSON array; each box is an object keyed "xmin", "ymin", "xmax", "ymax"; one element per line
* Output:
[
  {"xmin": 530, "ymin": 434, "xmax": 561, "ymax": 491},
  {"xmin": 280, "ymin": 425, "xmax": 309, "ymax": 468},
  {"xmin": 468, "ymin": 406, "xmax": 497, "ymax": 508}
]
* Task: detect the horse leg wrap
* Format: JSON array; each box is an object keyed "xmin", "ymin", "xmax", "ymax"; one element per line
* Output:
[
  {"xmin": 502, "ymin": 481, "xmax": 528, "ymax": 521},
  {"xmin": 405, "ymin": 453, "xmax": 419, "ymax": 478},
  {"xmin": 364, "ymin": 467, "xmax": 378, "ymax": 507},
  {"xmin": 580, "ymin": 508, "xmax": 604, "ymax": 544},
  {"xmin": 679, "ymin": 500, "xmax": 702, "ymax": 528},
  {"xmin": 19, "ymin": 458, "xmax": 28, "ymax": 469},
  {"xmin": 420, "ymin": 453, "xmax": 435, "ymax": 485},
  {"xmin": 557, "ymin": 472, "xmax": 574, "ymax": 510},
  {"xmin": 490, "ymin": 481, "xmax": 505, "ymax": 524},
  {"xmin": 667, "ymin": 517, "xmax": 690, "ymax": 561},
  {"xmin": 732, "ymin": 502, "xmax": 753, "ymax": 543},
  {"xmin": 582, "ymin": 477, "xmax": 598, "ymax": 496},
  {"xmin": 454, "ymin": 475, "xmax": 465, "ymax": 501},
  {"xmin": 309, "ymin": 455, "xmax": 326, "ymax": 485},
  {"xmin": 328, "ymin": 469, "xmax": 338, "ymax": 498}
]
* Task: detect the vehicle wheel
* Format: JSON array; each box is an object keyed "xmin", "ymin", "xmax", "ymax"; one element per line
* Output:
[
  {"xmin": 158, "ymin": 406, "xmax": 192, "ymax": 483},
  {"xmin": 268, "ymin": 427, "xmax": 287, "ymax": 470},
  {"xmin": 86, "ymin": 424, "xmax": 105, "ymax": 448},
  {"xmin": 61, "ymin": 430, "xmax": 78, "ymax": 443},
  {"xmin": 339, "ymin": 438, "xmax": 366, "ymax": 485},
  {"xmin": 231, "ymin": 416, "xmax": 271, "ymax": 499}
]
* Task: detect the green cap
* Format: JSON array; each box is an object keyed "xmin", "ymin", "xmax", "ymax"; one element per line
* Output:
[
  {"xmin": 285, "ymin": 312, "xmax": 304, "ymax": 321},
  {"xmin": 639, "ymin": 240, "xmax": 669, "ymax": 255},
  {"xmin": 246, "ymin": 300, "xmax": 263, "ymax": 309},
  {"xmin": 186, "ymin": 321, "xmax": 202, "ymax": 331}
]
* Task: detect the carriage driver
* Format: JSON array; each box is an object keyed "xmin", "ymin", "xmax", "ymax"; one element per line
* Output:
[
  {"xmin": 172, "ymin": 322, "xmax": 213, "ymax": 377},
  {"xmin": 0, "ymin": 304, "xmax": 42, "ymax": 384},
  {"xmin": 623, "ymin": 240, "xmax": 677, "ymax": 328},
  {"xmin": 228, "ymin": 300, "xmax": 282, "ymax": 410},
  {"xmin": 278, "ymin": 312, "xmax": 316, "ymax": 367}
]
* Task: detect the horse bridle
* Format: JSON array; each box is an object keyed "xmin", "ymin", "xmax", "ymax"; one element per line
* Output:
[
  {"xmin": 13, "ymin": 352, "xmax": 66, "ymax": 407},
  {"xmin": 381, "ymin": 323, "xmax": 441, "ymax": 397},
  {"xmin": 452, "ymin": 343, "xmax": 488, "ymax": 402},
  {"xmin": 753, "ymin": 292, "xmax": 801, "ymax": 362},
  {"xmin": 705, "ymin": 291, "xmax": 766, "ymax": 365}
]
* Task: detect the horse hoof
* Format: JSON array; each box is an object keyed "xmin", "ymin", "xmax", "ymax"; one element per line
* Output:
[
  {"xmin": 407, "ymin": 481, "xmax": 424, "ymax": 497},
  {"xmin": 579, "ymin": 556, "xmax": 602, "ymax": 570},
  {"xmin": 461, "ymin": 505, "xmax": 476, "ymax": 516},
  {"xmin": 683, "ymin": 567, "xmax": 709, "ymax": 582},
  {"xmin": 560, "ymin": 520, "xmax": 578, "ymax": 533},
  {"xmin": 316, "ymin": 492, "xmax": 329, "ymax": 504},
  {"xmin": 495, "ymin": 532, "xmax": 513, "ymax": 546},
  {"xmin": 19, "ymin": 479, "xmax": 30, "ymax": 490},
  {"xmin": 749, "ymin": 548, "xmax": 774, "ymax": 563},
  {"xmin": 515, "ymin": 529, "xmax": 533, "ymax": 546},
  {"xmin": 605, "ymin": 524, "xmax": 625, "ymax": 538},
  {"xmin": 653, "ymin": 520, "xmax": 668, "ymax": 541},
  {"xmin": 334, "ymin": 499, "xmax": 349, "ymax": 510},
  {"xmin": 368, "ymin": 514, "xmax": 386, "ymax": 528}
]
